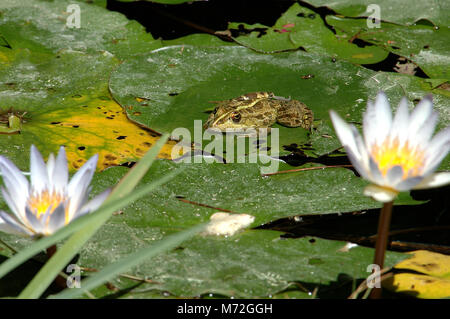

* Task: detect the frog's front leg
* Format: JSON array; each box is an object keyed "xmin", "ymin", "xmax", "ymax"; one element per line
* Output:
[
  {"xmin": 0, "ymin": 115, "xmax": 22, "ymax": 134},
  {"xmin": 276, "ymin": 100, "xmax": 313, "ymax": 130},
  {"xmin": 218, "ymin": 127, "xmax": 271, "ymax": 138}
]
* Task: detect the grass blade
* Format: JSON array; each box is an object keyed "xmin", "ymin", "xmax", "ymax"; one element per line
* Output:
[
  {"xmin": 51, "ymin": 223, "xmax": 206, "ymax": 299},
  {"xmin": 0, "ymin": 166, "xmax": 182, "ymax": 280},
  {"xmin": 17, "ymin": 135, "xmax": 175, "ymax": 298},
  {"xmin": 108, "ymin": 134, "xmax": 172, "ymax": 199}
]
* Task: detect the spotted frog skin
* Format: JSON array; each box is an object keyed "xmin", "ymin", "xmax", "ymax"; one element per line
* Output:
[{"xmin": 204, "ymin": 92, "xmax": 313, "ymax": 132}]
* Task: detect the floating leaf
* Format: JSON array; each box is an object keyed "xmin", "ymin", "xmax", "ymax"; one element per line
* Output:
[
  {"xmin": 115, "ymin": 0, "xmax": 200, "ymax": 4},
  {"xmin": 327, "ymin": 16, "xmax": 450, "ymax": 79},
  {"xmin": 77, "ymin": 228, "xmax": 406, "ymax": 298},
  {"xmin": 383, "ymin": 250, "xmax": 450, "ymax": 299},
  {"xmin": 303, "ymin": 0, "xmax": 449, "ymax": 27},
  {"xmin": 228, "ymin": 3, "xmax": 388, "ymax": 64},
  {"xmin": 162, "ymin": 34, "xmax": 235, "ymax": 47},
  {"xmin": 26, "ymin": 91, "xmax": 179, "ymax": 170},
  {"xmin": 109, "ymin": 45, "xmax": 450, "ymax": 161},
  {"xmin": 0, "ymin": 49, "xmax": 182, "ymax": 171},
  {"xmin": 0, "ymin": 0, "xmax": 161, "ymax": 60},
  {"xmin": 87, "ymin": 161, "xmax": 421, "ymax": 229}
]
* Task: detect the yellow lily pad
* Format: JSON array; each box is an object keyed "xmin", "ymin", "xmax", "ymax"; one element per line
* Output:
[
  {"xmin": 0, "ymin": 48, "xmax": 183, "ymax": 171},
  {"xmin": 383, "ymin": 250, "xmax": 450, "ymax": 298},
  {"xmin": 26, "ymin": 90, "xmax": 181, "ymax": 171}
]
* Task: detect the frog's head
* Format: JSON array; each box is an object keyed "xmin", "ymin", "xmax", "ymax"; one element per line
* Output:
[
  {"xmin": 203, "ymin": 105, "xmax": 247, "ymax": 130},
  {"xmin": 203, "ymin": 92, "xmax": 274, "ymax": 131}
]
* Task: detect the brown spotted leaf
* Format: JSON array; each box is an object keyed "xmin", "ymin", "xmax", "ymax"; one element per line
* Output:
[
  {"xmin": 383, "ymin": 250, "xmax": 450, "ymax": 298},
  {"xmin": 0, "ymin": 49, "xmax": 181, "ymax": 171}
]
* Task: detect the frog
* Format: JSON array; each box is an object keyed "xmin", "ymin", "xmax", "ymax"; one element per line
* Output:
[
  {"xmin": 0, "ymin": 114, "xmax": 21, "ymax": 134},
  {"xmin": 203, "ymin": 92, "xmax": 313, "ymax": 133}
]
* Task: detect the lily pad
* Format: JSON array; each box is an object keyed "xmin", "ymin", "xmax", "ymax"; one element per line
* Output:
[
  {"xmin": 228, "ymin": 3, "xmax": 388, "ymax": 64},
  {"xmin": 88, "ymin": 161, "xmax": 421, "ymax": 229},
  {"xmin": 109, "ymin": 45, "xmax": 450, "ymax": 162},
  {"xmin": 0, "ymin": 0, "xmax": 161, "ymax": 60},
  {"xmin": 303, "ymin": 0, "xmax": 449, "ymax": 27},
  {"xmin": 162, "ymin": 34, "xmax": 235, "ymax": 47},
  {"xmin": 0, "ymin": 49, "xmax": 181, "ymax": 171},
  {"xmin": 327, "ymin": 15, "xmax": 450, "ymax": 79},
  {"xmin": 115, "ymin": 0, "xmax": 200, "ymax": 4},
  {"xmin": 0, "ymin": 0, "xmax": 448, "ymax": 300},
  {"xmin": 383, "ymin": 250, "xmax": 450, "ymax": 298},
  {"xmin": 78, "ymin": 227, "xmax": 406, "ymax": 298}
]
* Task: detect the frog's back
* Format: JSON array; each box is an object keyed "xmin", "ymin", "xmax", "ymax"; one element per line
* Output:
[
  {"xmin": 274, "ymin": 100, "xmax": 313, "ymax": 129},
  {"xmin": 239, "ymin": 98, "xmax": 277, "ymax": 128}
]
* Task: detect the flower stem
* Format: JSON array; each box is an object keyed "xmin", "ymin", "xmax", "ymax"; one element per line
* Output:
[
  {"xmin": 46, "ymin": 245, "xmax": 67, "ymax": 289},
  {"xmin": 46, "ymin": 244, "xmax": 57, "ymax": 258},
  {"xmin": 370, "ymin": 201, "xmax": 394, "ymax": 299}
]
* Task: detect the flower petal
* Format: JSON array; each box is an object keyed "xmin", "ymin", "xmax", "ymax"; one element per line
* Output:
[
  {"xmin": 0, "ymin": 156, "xmax": 29, "ymax": 207},
  {"xmin": 25, "ymin": 207, "xmax": 44, "ymax": 234},
  {"xmin": 351, "ymin": 125, "xmax": 370, "ymax": 170},
  {"xmin": 30, "ymin": 145, "xmax": 49, "ymax": 194},
  {"xmin": 421, "ymin": 126, "xmax": 450, "ymax": 176},
  {"xmin": 414, "ymin": 111, "xmax": 438, "ymax": 148},
  {"xmin": 395, "ymin": 176, "xmax": 424, "ymax": 191},
  {"xmin": 408, "ymin": 95, "xmax": 433, "ymax": 137},
  {"xmin": 363, "ymin": 92, "xmax": 392, "ymax": 148},
  {"xmin": 345, "ymin": 147, "xmax": 369, "ymax": 180},
  {"xmin": 75, "ymin": 188, "xmax": 111, "ymax": 219},
  {"xmin": 46, "ymin": 202, "xmax": 68, "ymax": 234},
  {"xmin": 1, "ymin": 186, "xmax": 25, "ymax": 223},
  {"xmin": 368, "ymin": 157, "xmax": 385, "ymax": 186},
  {"xmin": 363, "ymin": 184, "xmax": 398, "ymax": 202},
  {"xmin": 389, "ymin": 97, "xmax": 410, "ymax": 145},
  {"xmin": 46, "ymin": 153, "xmax": 55, "ymax": 183},
  {"xmin": 329, "ymin": 110, "xmax": 363, "ymax": 161},
  {"xmin": 386, "ymin": 165, "xmax": 404, "ymax": 187},
  {"xmin": 412, "ymin": 172, "xmax": 450, "ymax": 190},
  {"xmin": 52, "ymin": 146, "xmax": 68, "ymax": 192},
  {"xmin": 67, "ymin": 154, "xmax": 98, "ymax": 220},
  {"xmin": 0, "ymin": 210, "xmax": 32, "ymax": 236}
]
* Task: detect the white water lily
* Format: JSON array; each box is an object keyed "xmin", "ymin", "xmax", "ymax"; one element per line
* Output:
[
  {"xmin": 330, "ymin": 92, "xmax": 450, "ymax": 202},
  {"xmin": 0, "ymin": 145, "xmax": 110, "ymax": 237}
]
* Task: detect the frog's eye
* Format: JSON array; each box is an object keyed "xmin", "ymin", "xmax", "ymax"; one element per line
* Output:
[{"xmin": 231, "ymin": 112, "xmax": 241, "ymax": 123}]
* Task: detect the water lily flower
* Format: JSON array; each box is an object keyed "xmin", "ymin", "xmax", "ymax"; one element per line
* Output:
[
  {"xmin": 0, "ymin": 145, "xmax": 110, "ymax": 237},
  {"xmin": 330, "ymin": 92, "xmax": 450, "ymax": 202}
]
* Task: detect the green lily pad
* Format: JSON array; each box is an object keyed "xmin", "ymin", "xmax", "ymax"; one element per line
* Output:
[
  {"xmin": 228, "ymin": 3, "xmax": 388, "ymax": 64},
  {"xmin": 0, "ymin": 157, "xmax": 412, "ymax": 298},
  {"xmin": 0, "ymin": 0, "xmax": 161, "ymax": 60},
  {"xmin": 115, "ymin": 0, "xmax": 200, "ymax": 4},
  {"xmin": 228, "ymin": 19, "xmax": 297, "ymax": 53},
  {"xmin": 327, "ymin": 16, "xmax": 450, "ymax": 79},
  {"xmin": 109, "ymin": 45, "xmax": 450, "ymax": 161},
  {"xmin": 0, "ymin": 48, "xmax": 181, "ymax": 171},
  {"xmin": 78, "ymin": 228, "xmax": 406, "ymax": 298},
  {"xmin": 0, "ymin": 0, "xmax": 448, "ymax": 300},
  {"xmin": 87, "ymin": 161, "xmax": 420, "ymax": 230},
  {"xmin": 303, "ymin": 0, "xmax": 449, "ymax": 27},
  {"xmin": 162, "ymin": 33, "xmax": 235, "ymax": 47}
]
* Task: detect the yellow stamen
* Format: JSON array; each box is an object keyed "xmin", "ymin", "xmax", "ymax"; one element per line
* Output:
[
  {"xmin": 27, "ymin": 189, "xmax": 68, "ymax": 219},
  {"xmin": 371, "ymin": 137, "xmax": 425, "ymax": 178}
]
